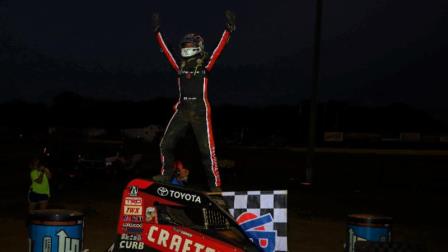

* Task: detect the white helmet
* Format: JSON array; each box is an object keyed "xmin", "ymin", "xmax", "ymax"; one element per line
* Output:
[{"xmin": 180, "ymin": 33, "xmax": 204, "ymax": 58}]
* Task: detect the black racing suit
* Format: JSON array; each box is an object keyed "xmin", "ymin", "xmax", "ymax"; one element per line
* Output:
[{"xmin": 155, "ymin": 28, "xmax": 232, "ymax": 189}]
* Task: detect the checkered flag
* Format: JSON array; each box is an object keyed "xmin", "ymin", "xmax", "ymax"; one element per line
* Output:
[{"xmin": 222, "ymin": 190, "xmax": 288, "ymax": 252}]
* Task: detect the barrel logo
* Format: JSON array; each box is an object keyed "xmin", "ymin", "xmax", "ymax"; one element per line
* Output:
[
  {"xmin": 236, "ymin": 213, "xmax": 276, "ymax": 252},
  {"xmin": 57, "ymin": 230, "xmax": 80, "ymax": 252}
]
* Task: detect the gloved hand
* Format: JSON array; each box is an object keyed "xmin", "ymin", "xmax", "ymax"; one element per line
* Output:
[
  {"xmin": 152, "ymin": 12, "xmax": 160, "ymax": 32},
  {"xmin": 225, "ymin": 10, "xmax": 236, "ymax": 32}
]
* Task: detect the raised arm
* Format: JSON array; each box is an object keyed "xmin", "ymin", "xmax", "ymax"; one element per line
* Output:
[
  {"xmin": 205, "ymin": 10, "xmax": 236, "ymax": 72},
  {"xmin": 152, "ymin": 13, "xmax": 180, "ymax": 72}
]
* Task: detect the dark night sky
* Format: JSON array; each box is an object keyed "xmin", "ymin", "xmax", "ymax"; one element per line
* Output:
[{"xmin": 1, "ymin": 0, "xmax": 448, "ymax": 118}]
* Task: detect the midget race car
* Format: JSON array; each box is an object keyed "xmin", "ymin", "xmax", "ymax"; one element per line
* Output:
[{"xmin": 108, "ymin": 179, "xmax": 262, "ymax": 251}]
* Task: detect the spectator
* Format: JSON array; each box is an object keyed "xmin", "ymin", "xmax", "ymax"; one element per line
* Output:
[
  {"xmin": 28, "ymin": 158, "xmax": 52, "ymax": 212},
  {"xmin": 170, "ymin": 161, "xmax": 190, "ymax": 186}
]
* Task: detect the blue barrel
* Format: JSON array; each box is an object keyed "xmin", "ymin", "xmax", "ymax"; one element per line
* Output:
[
  {"xmin": 28, "ymin": 209, "xmax": 84, "ymax": 252},
  {"xmin": 345, "ymin": 214, "xmax": 392, "ymax": 252}
]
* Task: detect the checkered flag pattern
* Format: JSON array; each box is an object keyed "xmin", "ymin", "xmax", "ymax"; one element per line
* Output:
[{"xmin": 222, "ymin": 190, "xmax": 288, "ymax": 252}]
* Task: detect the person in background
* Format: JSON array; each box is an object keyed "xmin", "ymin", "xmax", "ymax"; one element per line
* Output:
[
  {"xmin": 28, "ymin": 158, "xmax": 51, "ymax": 212},
  {"xmin": 170, "ymin": 161, "xmax": 190, "ymax": 186}
]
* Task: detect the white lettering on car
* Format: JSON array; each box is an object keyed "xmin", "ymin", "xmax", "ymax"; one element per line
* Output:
[
  {"xmin": 157, "ymin": 229, "xmax": 170, "ymax": 247},
  {"xmin": 193, "ymin": 242, "xmax": 205, "ymax": 252},
  {"xmin": 169, "ymin": 190, "xmax": 202, "ymax": 203},
  {"xmin": 148, "ymin": 226, "xmax": 157, "ymax": 243},
  {"xmin": 146, "ymin": 225, "xmax": 217, "ymax": 252},
  {"xmin": 169, "ymin": 234, "xmax": 182, "ymax": 251},
  {"xmin": 119, "ymin": 241, "xmax": 144, "ymax": 250}
]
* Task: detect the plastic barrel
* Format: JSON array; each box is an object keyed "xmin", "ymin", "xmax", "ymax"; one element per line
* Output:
[
  {"xmin": 345, "ymin": 214, "xmax": 392, "ymax": 252},
  {"xmin": 28, "ymin": 209, "xmax": 84, "ymax": 252}
]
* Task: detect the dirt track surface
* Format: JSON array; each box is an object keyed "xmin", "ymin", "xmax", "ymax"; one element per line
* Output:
[{"xmin": 1, "ymin": 143, "xmax": 448, "ymax": 251}]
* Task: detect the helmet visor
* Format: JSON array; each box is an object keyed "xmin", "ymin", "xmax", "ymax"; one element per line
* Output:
[{"xmin": 181, "ymin": 47, "xmax": 201, "ymax": 58}]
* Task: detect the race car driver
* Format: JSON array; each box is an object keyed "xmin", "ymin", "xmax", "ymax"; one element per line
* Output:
[{"xmin": 151, "ymin": 11, "xmax": 236, "ymax": 192}]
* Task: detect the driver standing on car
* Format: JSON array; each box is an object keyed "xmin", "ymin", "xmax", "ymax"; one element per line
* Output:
[{"xmin": 151, "ymin": 11, "xmax": 236, "ymax": 192}]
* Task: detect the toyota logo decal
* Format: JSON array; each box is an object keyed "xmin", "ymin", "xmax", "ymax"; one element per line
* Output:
[{"xmin": 157, "ymin": 187, "xmax": 169, "ymax": 196}]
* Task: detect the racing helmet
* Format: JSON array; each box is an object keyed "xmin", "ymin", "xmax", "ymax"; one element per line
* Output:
[{"xmin": 180, "ymin": 33, "xmax": 204, "ymax": 58}]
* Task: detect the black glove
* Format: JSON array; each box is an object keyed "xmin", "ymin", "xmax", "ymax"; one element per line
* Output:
[
  {"xmin": 152, "ymin": 13, "xmax": 160, "ymax": 32},
  {"xmin": 225, "ymin": 10, "xmax": 236, "ymax": 32}
]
